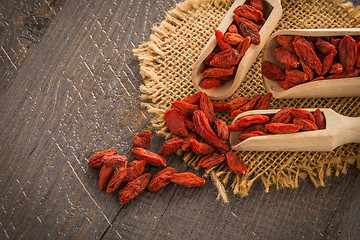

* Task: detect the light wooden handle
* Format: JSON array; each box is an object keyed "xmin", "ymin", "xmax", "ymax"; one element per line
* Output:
[{"xmin": 338, "ymin": 115, "xmax": 360, "ymax": 144}]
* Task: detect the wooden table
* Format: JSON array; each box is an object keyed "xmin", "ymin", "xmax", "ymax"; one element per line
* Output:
[{"xmin": 0, "ymin": 0, "xmax": 359, "ymax": 239}]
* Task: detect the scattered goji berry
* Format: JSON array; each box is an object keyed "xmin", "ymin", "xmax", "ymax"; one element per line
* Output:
[
  {"xmin": 131, "ymin": 147, "xmax": 166, "ymax": 167},
  {"xmin": 181, "ymin": 132, "xmax": 197, "ymax": 151},
  {"xmin": 265, "ymin": 123, "xmax": 303, "ymax": 134},
  {"xmin": 171, "ymin": 101, "xmax": 200, "ymax": 118},
  {"xmin": 133, "ymin": 131, "xmax": 152, "ymax": 148},
  {"xmin": 214, "ymin": 119, "xmax": 229, "ymax": 141},
  {"xmin": 254, "ymin": 92, "xmax": 272, "ymax": 110},
  {"xmin": 118, "ymin": 173, "xmax": 151, "ymax": 205},
  {"xmin": 88, "ymin": 149, "xmax": 117, "ymax": 168},
  {"xmin": 106, "ymin": 162, "xmax": 127, "ymax": 193},
  {"xmin": 183, "ymin": 92, "xmax": 202, "ymax": 105},
  {"xmin": 199, "ymin": 92, "xmax": 216, "ymax": 125},
  {"xmin": 212, "ymin": 101, "xmax": 230, "ymax": 112},
  {"xmin": 158, "ymin": 138, "xmax": 184, "ymax": 156},
  {"xmin": 261, "ymin": 61, "xmax": 285, "ymax": 80},
  {"xmin": 99, "ymin": 165, "xmax": 115, "ymax": 190},
  {"xmin": 170, "ymin": 172, "xmax": 205, "ymax": 187},
  {"xmin": 197, "ymin": 153, "xmax": 226, "ymax": 168},
  {"xmin": 229, "ymin": 114, "xmax": 269, "ymax": 131},
  {"xmin": 190, "ymin": 138, "xmax": 216, "ymax": 155},
  {"xmin": 339, "ymin": 35, "xmax": 356, "ymax": 70},
  {"xmin": 164, "ymin": 109, "xmax": 189, "ymax": 137},
  {"xmin": 147, "ymin": 167, "xmax": 179, "ymax": 192},
  {"xmin": 228, "ymin": 97, "xmax": 250, "ymax": 112},
  {"xmin": 231, "ymin": 95, "xmax": 261, "ymax": 120},
  {"xmin": 225, "ymin": 151, "xmax": 247, "ymax": 174},
  {"xmin": 103, "ymin": 155, "xmax": 127, "ymax": 167},
  {"xmin": 123, "ymin": 160, "xmax": 146, "ymax": 183}
]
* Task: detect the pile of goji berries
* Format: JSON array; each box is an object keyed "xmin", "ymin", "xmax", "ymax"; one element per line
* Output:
[
  {"xmin": 200, "ymin": 1, "xmax": 266, "ymax": 89},
  {"xmin": 262, "ymin": 34, "xmax": 360, "ymax": 89},
  {"xmin": 88, "ymin": 131, "xmax": 205, "ymax": 205},
  {"xmin": 229, "ymin": 108, "xmax": 326, "ymax": 141}
]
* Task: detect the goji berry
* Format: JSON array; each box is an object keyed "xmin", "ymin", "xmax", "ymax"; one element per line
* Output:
[
  {"xmin": 99, "ymin": 165, "xmax": 115, "ymax": 190},
  {"xmin": 228, "ymin": 114, "xmax": 269, "ymax": 131},
  {"xmin": 293, "ymin": 118, "xmax": 319, "ymax": 131},
  {"xmin": 227, "ymin": 24, "xmax": 238, "ymax": 34},
  {"xmin": 106, "ymin": 162, "xmax": 127, "ymax": 193},
  {"xmin": 233, "ymin": 15, "xmax": 262, "ymax": 31},
  {"xmin": 202, "ymin": 67, "xmax": 236, "ymax": 78},
  {"xmin": 239, "ymin": 21, "xmax": 260, "ymax": 45},
  {"xmin": 133, "ymin": 131, "xmax": 152, "ymax": 148},
  {"xmin": 326, "ymin": 68, "xmax": 360, "ymax": 79},
  {"xmin": 250, "ymin": 0, "xmax": 264, "ymax": 11},
  {"xmin": 197, "ymin": 153, "xmax": 226, "ymax": 168},
  {"xmin": 103, "ymin": 155, "xmax": 127, "ymax": 167},
  {"xmin": 309, "ymin": 76, "xmax": 325, "ymax": 82},
  {"xmin": 261, "ymin": 61, "xmax": 285, "ymax": 81},
  {"xmin": 293, "ymin": 36, "xmax": 322, "ymax": 75},
  {"xmin": 172, "ymin": 101, "xmax": 200, "ymax": 118},
  {"xmin": 182, "ymin": 92, "xmax": 202, "ymax": 105},
  {"xmin": 214, "ymin": 119, "xmax": 229, "ymax": 141},
  {"xmin": 214, "ymin": 29, "xmax": 232, "ymax": 51},
  {"xmin": 164, "ymin": 109, "xmax": 189, "ymax": 137},
  {"xmin": 181, "ymin": 132, "xmax": 197, "ymax": 151},
  {"xmin": 270, "ymin": 108, "xmax": 293, "ymax": 124},
  {"xmin": 339, "ymin": 35, "xmax": 356, "ymax": 70},
  {"xmin": 131, "ymin": 147, "xmax": 166, "ymax": 167},
  {"xmin": 148, "ymin": 167, "xmax": 179, "ymax": 192},
  {"xmin": 228, "ymin": 97, "xmax": 250, "ymax": 112},
  {"xmin": 199, "ymin": 78, "xmax": 223, "ymax": 89},
  {"xmin": 313, "ymin": 109, "xmax": 326, "ymax": 129},
  {"xmin": 299, "ymin": 58, "xmax": 314, "ymax": 80},
  {"xmin": 276, "ymin": 35, "xmax": 295, "ymax": 53},
  {"xmin": 122, "ymin": 160, "xmax": 146, "ymax": 183},
  {"xmin": 291, "ymin": 108, "xmax": 315, "ymax": 122},
  {"xmin": 199, "ymin": 92, "xmax": 216, "ymax": 125},
  {"xmin": 224, "ymin": 33, "xmax": 244, "ymax": 45},
  {"xmin": 158, "ymin": 138, "xmax": 184, "ymax": 156},
  {"xmin": 88, "ymin": 149, "xmax": 117, "ymax": 168},
  {"xmin": 356, "ymin": 42, "xmax": 360, "ymax": 68},
  {"xmin": 236, "ymin": 37, "xmax": 251, "ymax": 59},
  {"xmin": 329, "ymin": 62, "xmax": 343, "ymax": 74},
  {"xmin": 190, "ymin": 138, "xmax": 216, "ymax": 155},
  {"xmin": 275, "ymin": 47, "xmax": 300, "ymax": 69},
  {"xmin": 231, "ymin": 95, "xmax": 261, "ymax": 120},
  {"xmin": 210, "ymin": 48, "xmax": 241, "ymax": 68},
  {"xmin": 204, "ymin": 52, "xmax": 216, "ymax": 68},
  {"xmin": 321, "ymin": 53, "xmax": 335, "ymax": 75},
  {"xmin": 285, "ymin": 69, "xmax": 309, "ymax": 84},
  {"xmin": 170, "ymin": 172, "xmax": 205, "ymax": 187},
  {"xmin": 265, "ymin": 123, "xmax": 303, "ymax": 134},
  {"xmin": 254, "ymin": 93, "xmax": 272, "ymax": 110},
  {"xmin": 225, "ymin": 151, "xmax": 247, "ymax": 175},
  {"xmin": 238, "ymin": 130, "xmax": 267, "ymax": 141},
  {"xmin": 315, "ymin": 38, "xmax": 337, "ymax": 55},
  {"xmin": 242, "ymin": 124, "xmax": 266, "ymax": 133},
  {"xmin": 118, "ymin": 173, "xmax": 151, "ymax": 205},
  {"xmin": 277, "ymin": 80, "xmax": 298, "ymax": 90},
  {"xmin": 212, "ymin": 101, "xmax": 230, "ymax": 112},
  {"xmin": 234, "ymin": 4, "xmax": 263, "ymax": 22}
]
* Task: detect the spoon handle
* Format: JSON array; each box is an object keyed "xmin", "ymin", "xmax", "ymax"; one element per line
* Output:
[{"xmin": 337, "ymin": 115, "xmax": 360, "ymax": 144}]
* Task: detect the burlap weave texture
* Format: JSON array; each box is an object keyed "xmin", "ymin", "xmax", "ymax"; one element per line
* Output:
[{"xmin": 134, "ymin": 0, "xmax": 360, "ymax": 201}]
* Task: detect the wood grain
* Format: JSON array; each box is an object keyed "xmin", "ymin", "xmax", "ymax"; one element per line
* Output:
[{"xmin": 0, "ymin": 0, "xmax": 359, "ymax": 239}]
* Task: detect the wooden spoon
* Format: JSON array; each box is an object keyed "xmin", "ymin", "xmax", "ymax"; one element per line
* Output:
[
  {"xmin": 192, "ymin": 0, "xmax": 282, "ymax": 100},
  {"xmin": 229, "ymin": 108, "xmax": 360, "ymax": 151},
  {"xmin": 262, "ymin": 28, "xmax": 360, "ymax": 99}
]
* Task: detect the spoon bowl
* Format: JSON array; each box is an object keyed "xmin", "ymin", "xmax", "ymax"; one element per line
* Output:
[{"xmin": 192, "ymin": 0, "xmax": 282, "ymax": 100}]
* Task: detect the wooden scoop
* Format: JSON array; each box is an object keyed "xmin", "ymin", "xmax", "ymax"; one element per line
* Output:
[
  {"xmin": 262, "ymin": 28, "xmax": 360, "ymax": 99},
  {"xmin": 192, "ymin": 0, "xmax": 282, "ymax": 100},
  {"xmin": 229, "ymin": 108, "xmax": 360, "ymax": 151}
]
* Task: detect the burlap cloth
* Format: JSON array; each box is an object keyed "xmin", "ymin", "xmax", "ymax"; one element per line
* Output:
[{"xmin": 133, "ymin": 0, "xmax": 360, "ymax": 201}]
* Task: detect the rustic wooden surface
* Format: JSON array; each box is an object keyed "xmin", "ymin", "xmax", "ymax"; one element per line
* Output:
[{"xmin": 0, "ymin": 0, "xmax": 359, "ymax": 239}]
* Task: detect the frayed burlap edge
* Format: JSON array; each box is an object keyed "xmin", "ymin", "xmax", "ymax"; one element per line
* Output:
[{"xmin": 133, "ymin": 0, "xmax": 360, "ymax": 203}]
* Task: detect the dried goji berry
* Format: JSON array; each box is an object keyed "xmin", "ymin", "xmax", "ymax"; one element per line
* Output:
[
  {"xmin": 277, "ymin": 80, "xmax": 298, "ymax": 90},
  {"xmin": 238, "ymin": 130, "xmax": 267, "ymax": 141},
  {"xmin": 193, "ymin": 110, "xmax": 229, "ymax": 151},
  {"xmin": 227, "ymin": 24, "xmax": 238, "ymax": 34},
  {"xmin": 321, "ymin": 53, "xmax": 335, "ymax": 75},
  {"xmin": 291, "ymin": 108, "xmax": 315, "ymax": 122},
  {"xmin": 270, "ymin": 108, "xmax": 293, "ymax": 124},
  {"xmin": 199, "ymin": 92, "xmax": 216, "ymax": 125},
  {"xmin": 265, "ymin": 123, "xmax": 303, "ymax": 134},
  {"xmin": 106, "ymin": 162, "xmax": 127, "ymax": 193},
  {"xmin": 204, "ymin": 52, "xmax": 216, "ymax": 68},
  {"xmin": 99, "ymin": 165, "xmax": 115, "ymax": 190},
  {"xmin": 230, "ymin": 95, "xmax": 262, "ymax": 120},
  {"xmin": 181, "ymin": 116, "xmax": 196, "ymax": 132},
  {"xmin": 217, "ymin": 75, "xmax": 234, "ymax": 81},
  {"xmin": 131, "ymin": 147, "xmax": 166, "ymax": 167},
  {"xmin": 199, "ymin": 78, "xmax": 223, "ymax": 89},
  {"xmin": 224, "ymin": 33, "xmax": 244, "ymax": 45},
  {"xmin": 164, "ymin": 109, "xmax": 189, "ymax": 137},
  {"xmin": 181, "ymin": 132, "xmax": 197, "ymax": 151},
  {"xmin": 214, "ymin": 29, "xmax": 232, "ymax": 51},
  {"xmin": 103, "ymin": 155, "xmax": 127, "ymax": 167},
  {"xmin": 212, "ymin": 101, "xmax": 230, "ymax": 112},
  {"xmin": 234, "ymin": 4, "xmax": 263, "ymax": 22},
  {"xmin": 309, "ymin": 76, "xmax": 325, "ymax": 82},
  {"xmin": 261, "ymin": 61, "xmax": 285, "ymax": 81},
  {"xmin": 190, "ymin": 138, "xmax": 216, "ymax": 155},
  {"xmin": 326, "ymin": 68, "xmax": 360, "ymax": 79},
  {"xmin": 236, "ymin": 37, "xmax": 251, "ymax": 58},
  {"xmin": 170, "ymin": 172, "xmax": 205, "ymax": 187},
  {"xmin": 88, "ymin": 149, "xmax": 117, "ymax": 168},
  {"xmin": 315, "ymin": 38, "xmax": 337, "ymax": 55},
  {"xmin": 158, "ymin": 138, "xmax": 184, "ymax": 156},
  {"xmin": 299, "ymin": 58, "xmax": 314, "ymax": 80},
  {"xmin": 293, "ymin": 36, "xmax": 322, "ymax": 75},
  {"xmin": 313, "ymin": 109, "xmax": 326, "ymax": 129},
  {"xmin": 233, "ymin": 15, "xmax": 262, "ymax": 31},
  {"xmin": 254, "ymin": 93, "xmax": 272, "ymax": 110},
  {"xmin": 356, "ymin": 42, "xmax": 360, "ymax": 68},
  {"xmin": 239, "ymin": 21, "xmax": 260, "ymax": 45},
  {"xmin": 214, "ymin": 119, "xmax": 229, "ymax": 141},
  {"xmin": 250, "ymin": 0, "xmax": 264, "ymax": 11},
  {"xmin": 202, "ymin": 67, "xmax": 236, "ymax": 78},
  {"xmin": 228, "ymin": 114, "xmax": 269, "ymax": 131},
  {"xmin": 122, "ymin": 160, "xmax": 146, "ymax": 183},
  {"xmin": 339, "ymin": 35, "xmax": 356, "ymax": 70},
  {"xmin": 275, "ymin": 47, "xmax": 300, "ymax": 69},
  {"xmin": 210, "ymin": 48, "xmax": 241, "ymax": 68},
  {"xmin": 242, "ymin": 124, "xmax": 266, "ymax": 133},
  {"xmin": 228, "ymin": 97, "xmax": 250, "ymax": 112},
  {"xmin": 147, "ymin": 167, "xmax": 179, "ymax": 192},
  {"xmin": 197, "ymin": 153, "xmax": 226, "ymax": 168},
  {"xmin": 118, "ymin": 173, "xmax": 151, "ymax": 205},
  {"xmin": 330, "ymin": 38, "xmax": 341, "ymax": 51},
  {"xmin": 225, "ymin": 151, "xmax": 247, "ymax": 175},
  {"xmin": 276, "ymin": 35, "xmax": 295, "ymax": 53},
  {"xmin": 172, "ymin": 101, "xmax": 200, "ymax": 118},
  {"xmin": 329, "ymin": 62, "xmax": 343, "ymax": 74},
  {"xmin": 133, "ymin": 131, "xmax": 152, "ymax": 148},
  {"xmin": 285, "ymin": 69, "xmax": 309, "ymax": 84},
  {"xmin": 293, "ymin": 118, "xmax": 319, "ymax": 131}
]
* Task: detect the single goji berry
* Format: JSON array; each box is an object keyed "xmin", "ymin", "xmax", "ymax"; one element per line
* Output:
[
  {"xmin": 99, "ymin": 165, "xmax": 115, "ymax": 190},
  {"xmin": 330, "ymin": 38, "xmax": 341, "ymax": 51},
  {"xmin": 329, "ymin": 62, "xmax": 343, "ymax": 74},
  {"xmin": 339, "ymin": 35, "xmax": 356, "ymax": 70},
  {"xmin": 291, "ymin": 108, "xmax": 315, "ymax": 122},
  {"xmin": 214, "ymin": 119, "xmax": 229, "ymax": 141},
  {"xmin": 234, "ymin": 5, "xmax": 263, "ymax": 22},
  {"xmin": 170, "ymin": 172, "xmax": 205, "ymax": 187},
  {"xmin": 103, "ymin": 155, "xmax": 127, "ymax": 167},
  {"xmin": 193, "ymin": 110, "xmax": 229, "ymax": 151},
  {"xmin": 285, "ymin": 69, "xmax": 309, "ymax": 84},
  {"xmin": 204, "ymin": 52, "xmax": 216, "ymax": 68},
  {"xmin": 313, "ymin": 108, "xmax": 326, "ymax": 129},
  {"xmin": 197, "ymin": 153, "xmax": 226, "ymax": 168},
  {"xmin": 277, "ymin": 80, "xmax": 298, "ymax": 90},
  {"xmin": 293, "ymin": 36, "xmax": 322, "ymax": 75},
  {"xmin": 355, "ymin": 42, "xmax": 360, "ymax": 68},
  {"xmin": 212, "ymin": 101, "xmax": 230, "ymax": 112},
  {"xmin": 309, "ymin": 76, "xmax": 325, "ymax": 82},
  {"xmin": 214, "ymin": 29, "xmax": 232, "ymax": 51},
  {"xmin": 299, "ymin": 58, "xmax": 314, "ymax": 80},
  {"xmin": 199, "ymin": 92, "xmax": 216, "ymax": 125},
  {"xmin": 242, "ymin": 124, "xmax": 266, "ymax": 133},
  {"xmin": 122, "ymin": 160, "xmax": 146, "ymax": 183},
  {"xmin": 118, "ymin": 173, "xmax": 151, "ymax": 205},
  {"xmin": 254, "ymin": 93, "xmax": 272, "ymax": 110},
  {"xmin": 106, "ymin": 162, "xmax": 127, "ymax": 193},
  {"xmin": 88, "ymin": 149, "xmax": 118, "ymax": 168},
  {"xmin": 261, "ymin": 61, "xmax": 285, "ymax": 81},
  {"xmin": 275, "ymin": 47, "xmax": 300, "ymax": 69},
  {"xmin": 230, "ymin": 95, "xmax": 262, "ymax": 120},
  {"xmin": 228, "ymin": 114, "xmax": 269, "ymax": 131},
  {"xmin": 172, "ymin": 101, "xmax": 199, "ymax": 118},
  {"xmin": 270, "ymin": 108, "xmax": 293, "ymax": 124},
  {"xmin": 217, "ymin": 75, "xmax": 234, "ymax": 81},
  {"xmin": 164, "ymin": 109, "xmax": 189, "ymax": 137},
  {"xmin": 147, "ymin": 167, "xmax": 179, "ymax": 192},
  {"xmin": 293, "ymin": 118, "xmax": 319, "ymax": 131},
  {"xmin": 210, "ymin": 48, "xmax": 241, "ymax": 68},
  {"xmin": 225, "ymin": 151, "xmax": 247, "ymax": 175},
  {"xmin": 181, "ymin": 132, "xmax": 197, "ymax": 151},
  {"xmin": 236, "ymin": 37, "xmax": 251, "ymax": 59},
  {"xmin": 326, "ymin": 68, "xmax": 360, "ymax": 79},
  {"xmin": 181, "ymin": 116, "xmax": 196, "ymax": 132},
  {"xmin": 228, "ymin": 97, "xmax": 250, "ymax": 112},
  {"xmin": 238, "ymin": 130, "xmax": 268, "ymax": 141},
  {"xmin": 250, "ymin": 0, "xmax": 264, "ymax": 11},
  {"xmin": 227, "ymin": 24, "xmax": 238, "ymax": 34},
  {"xmin": 202, "ymin": 67, "xmax": 236, "ymax": 78},
  {"xmin": 158, "ymin": 138, "xmax": 184, "ymax": 156},
  {"xmin": 190, "ymin": 138, "xmax": 216, "ymax": 155},
  {"xmin": 321, "ymin": 53, "xmax": 335, "ymax": 75},
  {"xmin": 233, "ymin": 15, "xmax": 262, "ymax": 31},
  {"xmin": 133, "ymin": 131, "xmax": 152, "ymax": 148},
  {"xmin": 199, "ymin": 78, "xmax": 223, "ymax": 89},
  {"xmin": 224, "ymin": 33, "xmax": 244, "ymax": 45},
  {"xmin": 265, "ymin": 123, "xmax": 303, "ymax": 134},
  {"xmin": 276, "ymin": 35, "xmax": 295, "ymax": 53},
  {"xmin": 315, "ymin": 38, "xmax": 337, "ymax": 55},
  {"xmin": 131, "ymin": 147, "xmax": 166, "ymax": 167},
  {"xmin": 239, "ymin": 21, "xmax": 260, "ymax": 45}
]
